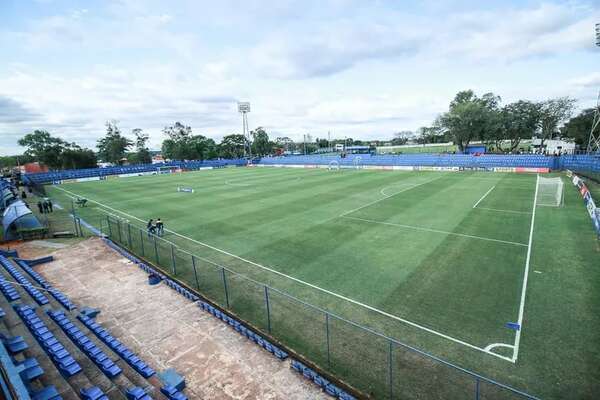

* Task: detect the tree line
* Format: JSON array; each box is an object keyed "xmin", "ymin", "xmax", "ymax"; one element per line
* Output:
[
  {"xmin": 6, "ymin": 90, "xmax": 597, "ymax": 170},
  {"xmin": 12, "ymin": 121, "xmax": 279, "ymax": 170},
  {"xmin": 402, "ymin": 90, "xmax": 592, "ymax": 153}
]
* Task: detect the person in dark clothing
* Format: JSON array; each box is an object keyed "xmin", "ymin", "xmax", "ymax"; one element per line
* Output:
[
  {"xmin": 156, "ymin": 218, "xmax": 164, "ymax": 236},
  {"xmin": 42, "ymin": 201, "xmax": 48, "ymax": 214},
  {"xmin": 21, "ymin": 191, "xmax": 27, "ymax": 199},
  {"xmin": 47, "ymin": 199, "xmax": 53, "ymax": 213},
  {"xmin": 37, "ymin": 201, "xmax": 43, "ymax": 214},
  {"xmin": 147, "ymin": 219, "xmax": 155, "ymax": 237}
]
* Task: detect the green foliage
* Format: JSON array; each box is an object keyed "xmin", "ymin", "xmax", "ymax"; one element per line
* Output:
[
  {"xmin": 499, "ymin": 100, "xmax": 541, "ymax": 151},
  {"xmin": 132, "ymin": 128, "xmax": 152, "ymax": 164},
  {"xmin": 438, "ymin": 90, "xmax": 501, "ymax": 151},
  {"xmin": 539, "ymin": 97, "xmax": 576, "ymax": 144},
  {"xmin": 218, "ymin": 134, "xmax": 247, "ymax": 158},
  {"xmin": 161, "ymin": 122, "xmax": 217, "ymax": 161},
  {"xmin": 250, "ymin": 127, "xmax": 273, "ymax": 156},
  {"xmin": 96, "ymin": 121, "xmax": 132, "ymax": 164},
  {"xmin": 18, "ymin": 130, "xmax": 96, "ymax": 169},
  {"xmin": 561, "ymin": 108, "xmax": 595, "ymax": 146}
]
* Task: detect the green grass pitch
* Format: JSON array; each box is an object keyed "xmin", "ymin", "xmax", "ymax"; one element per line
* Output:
[{"xmin": 46, "ymin": 167, "xmax": 600, "ymax": 399}]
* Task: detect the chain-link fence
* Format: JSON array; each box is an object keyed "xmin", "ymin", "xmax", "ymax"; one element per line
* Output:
[{"xmin": 105, "ymin": 215, "xmax": 538, "ymax": 400}]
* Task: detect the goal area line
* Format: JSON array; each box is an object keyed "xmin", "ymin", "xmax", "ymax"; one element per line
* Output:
[{"xmin": 51, "ymin": 184, "xmax": 516, "ymax": 362}]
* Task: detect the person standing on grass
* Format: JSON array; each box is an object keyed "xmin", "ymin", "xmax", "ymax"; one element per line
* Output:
[
  {"xmin": 42, "ymin": 200, "xmax": 48, "ymax": 214},
  {"xmin": 147, "ymin": 219, "xmax": 153, "ymax": 237},
  {"xmin": 47, "ymin": 199, "xmax": 53, "ymax": 213},
  {"xmin": 37, "ymin": 201, "xmax": 43, "ymax": 214},
  {"xmin": 156, "ymin": 218, "xmax": 164, "ymax": 236}
]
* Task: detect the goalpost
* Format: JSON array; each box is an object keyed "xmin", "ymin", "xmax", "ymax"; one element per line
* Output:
[
  {"xmin": 157, "ymin": 165, "xmax": 182, "ymax": 174},
  {"xmin": 536, "ymin": 176, "xmax": 564, "ymax": 207},
  {"xmin": 328, "ymin": 160, "xmax": 341, "ymax": 171}
]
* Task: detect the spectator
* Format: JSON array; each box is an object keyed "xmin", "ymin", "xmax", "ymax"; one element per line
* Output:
[
  {"xmin": 47, "ymin": 199, "xmax": 53, "ymax": 213},
  {"xmin": 37, "ymin": 201, "xmax": 43, "ymax": 214}
]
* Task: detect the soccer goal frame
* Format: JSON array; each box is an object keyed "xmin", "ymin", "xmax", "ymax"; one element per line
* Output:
[
  {"xmin": 328, "ymin": 160, "xmax": 341, "ymax": 171},
  {"xmin": 536, "ymin": 176, "xmax": 564, "ymax": 207},
  {"xmin": 157, "ymin": 165, "xmax": 182, "ymax": 174},
  {"xmin": 353, "ymin": 156, "xmax": 363, "ymax": 170}
]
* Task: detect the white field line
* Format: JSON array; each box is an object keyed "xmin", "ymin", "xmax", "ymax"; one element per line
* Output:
[
  {"xmin": 340, "ymin": 174, "xmax": 445, "ymax": 217},
  {"xmin": 51, "ymin": 184, "xmax": 511, "ymax": 362},
  {"xmin": 512, "ymin": 174, "xmax": 539, "ymax": 363},
  {"xmin": 473, "ymin": 207, "xmax": 532, "ymax": 215},
  {"xmin": 341, "ymin": 215, "xmax": 528, "ymax": 247},
  {"xmin": 472, "ymin": 185, "xmax": 496, "ymax": 208}
]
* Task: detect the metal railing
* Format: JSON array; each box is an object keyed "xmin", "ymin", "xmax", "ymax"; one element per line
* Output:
[{"xmin": 105, "ymin": 215, "xmax": 540, "ymax": 400}]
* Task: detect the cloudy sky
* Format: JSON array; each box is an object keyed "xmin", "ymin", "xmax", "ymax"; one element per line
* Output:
[{"xmin": 0, "ymin": 0, "xmax": 598, "ymax": 155}]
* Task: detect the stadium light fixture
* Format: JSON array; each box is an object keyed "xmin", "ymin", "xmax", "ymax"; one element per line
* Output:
[{"xmin": 238, "ymin": 102, "xmax": 251, "ymax": 157}]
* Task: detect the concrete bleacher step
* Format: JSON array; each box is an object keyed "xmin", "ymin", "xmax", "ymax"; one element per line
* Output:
[
  {"xmin": 0, "ymin": 267, "xmax": 122, "ymax": 398},
  {"xmin": 3, "ymin": 254, "xmax": 166, "ymax": 400}
]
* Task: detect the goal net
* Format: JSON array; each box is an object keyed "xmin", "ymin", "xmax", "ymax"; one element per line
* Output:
[
  {"xmin": 328, "ymin": 160, "xmax": 340, "ymax": 171},
  {"xmin": 537, "ymin": 176, "xmax": 564, "ymax": 207},
  {"xmin": 353, "ymin": 156, "xmax": 363, "ymax": 170},
  {"xmin": 157, "ymin": 166, "xmax": 181, "ymax": 174}
]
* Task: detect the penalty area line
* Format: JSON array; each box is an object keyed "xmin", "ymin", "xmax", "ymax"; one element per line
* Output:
[
  {"xmin": 51, "ymin": 184, "xmax": 512, "ymax": 362},
  {"xmin": 472, "ymin": 185, "xmax": 496, "ymax": 209},
  {"xmin": 342, "ymin": 215, "xmax": 528, "ymax": 247}
]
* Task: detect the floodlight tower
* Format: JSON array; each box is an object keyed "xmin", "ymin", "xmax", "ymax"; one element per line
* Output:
[
  {"xmin": 586, "ymin": 24, "xmax": 600, "ymax": 154},
  {"xmin": 238, "ymin": 102, "xmax": 251, "ymax": 157}
]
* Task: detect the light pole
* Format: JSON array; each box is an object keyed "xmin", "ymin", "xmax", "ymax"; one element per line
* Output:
[
  {"xmin": 238, "ymin": 102, "xmax": 251, "ymax": 158},
  {"xmin": 585, "ymin": 24, "xmax": 600, "ymax": 154}
]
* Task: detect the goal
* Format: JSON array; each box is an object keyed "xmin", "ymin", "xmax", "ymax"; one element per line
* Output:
[
  {"xmin": 537, "ymin": 176, "xmax": 564, "ymax": 207},
  {"xmin": 157, "ymin": 165, "xmax": 181, "ymax": 174},
  {"xmin": 328, "ymin": 160, "xmax": 340, "ymax": 171},
  {"xmin": 353, "ymin": 156, "xmax": 363, "ymax": 170}
]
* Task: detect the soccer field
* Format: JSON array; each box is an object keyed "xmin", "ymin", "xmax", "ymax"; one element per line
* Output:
[{"xmin": 46, "ymin": 167, "xmax": 600, "ymax": 399}]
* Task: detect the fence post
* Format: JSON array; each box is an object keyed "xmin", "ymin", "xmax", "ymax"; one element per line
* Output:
[
  {"xmin": 140, "ymin": 229, "xmax": 145, "ymax": 257},
  {"xmin": 388, "ymin": 339, "xmax": 393, "ymax": 400},
  {"xmin": 475, "ymin": 377, "xmax": 480, "ymax": 400},
  {"xmin": 325, "ymin": 313, "xmax": 331, "ymax": 367},
  {"xmin": 107, "ymin": 216, "xmax": 112, "ymax": 237},
  {"xmin": 171, "ymin": 244, "xmax": 177, "ymax": 275},
  {"xmin": 71, "ymin": 200, "xmax": 79, "ymax": 236},
  {"xmin": 127, "ymin": 223, "xmax": 133, "ymax": 248},
  {"xmin": 191, "ymin": 255, "xmax": 200, "ymax": 289},
  {"xmin": 117, "ymin": 219, "xmax": 123, "ymax": 243},
  {"xmin": 77, "ymin": 218, "xmax": 83, "ymax": 237},
  {"xmin": 264, "ymin": 286, "xmax": 271, "ymax": 334},
  {"xmin": 153, "ymin": 236, "xmax": 159, "ymax": 264},
  {"xmin": 221, "ymin": 268, "xmax": 230, "ymax": 308}
]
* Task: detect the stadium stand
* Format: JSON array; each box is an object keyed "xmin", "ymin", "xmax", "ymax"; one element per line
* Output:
[
  {"xmin": 0, "ymin": 248, "xmax": 183, "ymax": 399},
  {"xmin": 22, "ymin": 159, "xmax": 247, "ymax": 185},
  {"xmin": 256, "ymin": 153, "xmax": 559, "ymax": 168}
]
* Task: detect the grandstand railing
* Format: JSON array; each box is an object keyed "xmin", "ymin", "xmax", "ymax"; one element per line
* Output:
[{"xmin": 104, "ymin": 216, "xmax": 540, "ymax": 400}]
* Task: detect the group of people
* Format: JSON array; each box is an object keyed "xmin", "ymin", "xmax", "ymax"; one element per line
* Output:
[
  {"xmin": 37, "ymin": 198, "xmax": 53, "ymax": 214},
  {"xmin": 146, "ymin": 218, "xmax": 165, "ymax": 237}
]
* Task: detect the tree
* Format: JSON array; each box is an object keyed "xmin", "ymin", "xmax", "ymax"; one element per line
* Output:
[
  {"xmin": 539, "ymin": 97, "xmax": 576, "ymax": 146},
  {"xmin": 251, "ymin": 127, "xmax": 272, "ymax": 156},
  {"xmin": 161, "ymin": 122, "xmax": 217, "ymax": 161},
  {"xmin": 219, "ymin": 134, "xmax": 247, "ymax": 159},
  {"xmin": 132, "ymin": 128, "xmax": 151, "ymax": 164},
  {"xmin": 500, "ymin": 100, "xmax": 541, "ymax": 152},
  {"xmin": 18, "ymin": 130, "xmax": 96, "ymax": 169},
  {"xmin": 61, "ymin": 148, "xmax": 97, "ymax": 169},
  {"xmin": 438, "ymin": 90, "xmax": 502, "ymax": 152},
  {"xmin": 18, "ymin": 130, "xmax": 67, "ymax": 169},
  {"xmin": 97, "ymin": 121, "xmax": 132, "ymax": 164},
  {"xmin": 391, "ymin": 131, "xmax": 412, "ymax": 145},
  {"xmin": 561, "ymin": 108, "xmax": 595, "ymax": 146}
]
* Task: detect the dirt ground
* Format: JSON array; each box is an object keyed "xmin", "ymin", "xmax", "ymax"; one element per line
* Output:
[{"xmin": 10, "ymin": 238, "xmax": 329, "ymax": 400}]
